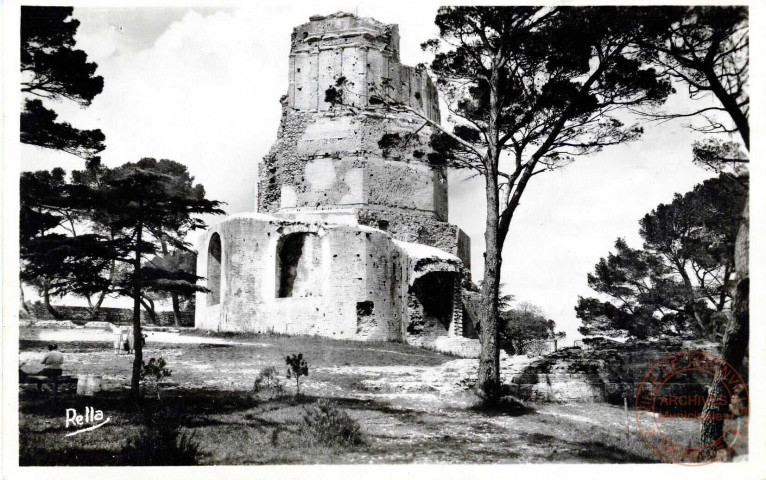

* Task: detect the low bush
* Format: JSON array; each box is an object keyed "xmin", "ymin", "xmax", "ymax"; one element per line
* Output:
[
  {"xmin": 140, "ymin": 357, "xmax": 171, "ymax": 401},
  {"xmin": 253, "ymin": 366, "xmax": 284, "ymax": 398},
  {"xmin": 295, "ymin": 399, "xmax": 365, "ymax": 448},
  {"xmin": 124, "ymin": 412, "xmax": 200, "ymax": 465}
]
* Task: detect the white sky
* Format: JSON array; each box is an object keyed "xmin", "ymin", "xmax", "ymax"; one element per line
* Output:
[{"xmin": 21, "ymin": 4, "xmax": 732, "ymax": 340}]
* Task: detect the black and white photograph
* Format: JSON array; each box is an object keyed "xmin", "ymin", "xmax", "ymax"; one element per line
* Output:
[{"xmin": 2, "ymin": 0, "xmax": 763, "ymax": 475}]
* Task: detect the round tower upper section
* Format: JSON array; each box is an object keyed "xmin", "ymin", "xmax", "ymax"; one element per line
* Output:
[{"xmin": 287, "ymin": 12, "xmax": 440, "ymax": 123}]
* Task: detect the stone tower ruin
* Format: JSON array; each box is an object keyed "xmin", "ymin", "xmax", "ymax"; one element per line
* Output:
[{"xmin": 196, "ymin": 12, "xmax": 478, "ymax": 355}]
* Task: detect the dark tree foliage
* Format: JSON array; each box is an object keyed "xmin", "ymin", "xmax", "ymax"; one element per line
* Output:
[
  {"xmin": 20, "ymin": 6, "xmax": 105, "ymax": 164},
  {"xmin": 144, "ymin": 250, "xmax": 198, "ymax": 326},
  {"xmin": 20, "ymin": 167, "xmax": 118, "ymax": 318},
  {"xmin": 93, "ymin": 159, "xmax": 224, "ymax": 396},
  {"xmin": 499, "ymin": 302, "xmax": 564, "ymax": 355},
  {"xmin": 629, "ymin": 6, "xmax": 748, "ymax": 450},
  {"xmin": 19, "ymin": 7, "xmax": 107, "ymax": 315},
  {"xmin": 131, "ymin": 160, "xmax": 210, "ymax": 326},
  {"xmin": 576, "ymin": 239, "xmax": 689, "ymax": 340},
  {"xmin": 404, "ymin": 7, "xmax": 671, "ymax": 399},
  {"xmin": 21, "ymin": 7, "xmax": 104, "ymax": 104},
  {"xmin": 21, "ymin": 99, "xmax": 105, "ymax": 161},
  {"xmin": 636, "ymin": 6, "xmax": 748, "ymax": 147},
  {"xmin": 577, "ymin": 176, "xmax": 745, "ymax": 341},
  {"xmin": 22, "ymin": 158, "xmax": 224, "ymax": 396}
]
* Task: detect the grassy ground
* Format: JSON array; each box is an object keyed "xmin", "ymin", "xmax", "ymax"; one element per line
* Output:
[{"xmin": 18, "ymin": 329, "xmax": 728, "ymax": 465}]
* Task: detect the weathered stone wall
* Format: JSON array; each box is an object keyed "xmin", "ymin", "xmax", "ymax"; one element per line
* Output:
[
  {"xmin": 195, "ymin": 213, "xmax": 471, "ymax": 346},
  {"xmin": 258, "ymin": 111, "xmax": 448, "ymax": 219},
  {"xmin": 256, "ymin": 106, "xmax": 471, "ymax": 265},
  {"xmin": 196, "ymin": 214, "xmax": 403, "ymax": 340},
  {"xmin": 23, "ymin": 304, "xmax": 194, "ymax": 326},
  {"xmin": 287, "ymin": 12, "xmax": 439, "ymax": 121}
]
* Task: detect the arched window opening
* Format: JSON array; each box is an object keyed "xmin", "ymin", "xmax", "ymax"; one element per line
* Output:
[{"xmin": 207, "ymin": 233, "xmax": 222, "ymax": 306}]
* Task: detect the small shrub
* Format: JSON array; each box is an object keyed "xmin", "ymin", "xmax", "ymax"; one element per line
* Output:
[
  {"xmin": 124, "ymin": 414, "xmax": 200, "ymax": 465},
  {"xmin": 296, "ymin": 399, "xmax": 364, "ymax": 448},
  {"xmin": 253, "ymin": 366, "xmax": 284, "ymax": 398},
  {"xmin": 286, "ymin": 353, "xmax": 309, "ymax": 396},
  {"xmin": 140, "ymin": 357, "xmax": 171, "ymax": 401}
]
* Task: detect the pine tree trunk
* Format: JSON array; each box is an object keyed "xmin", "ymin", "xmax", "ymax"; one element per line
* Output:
[
  {"xmin": 130, "ymin": 219, "xmax": 144, "ymax": 398},
  {"xmin": 477, "ymin": 159, "xmax": 501, "ymax": 401},
  {"xmin": 476, "ymin": 62, "xmax": 503, "ymax": 402},
  {"xmin": 171, "ymin": 293, "xmax": 182, "ymax": 326},
  {"xmin": 700, "ymin": 197, "xmax": 749, "ymax": 448}
]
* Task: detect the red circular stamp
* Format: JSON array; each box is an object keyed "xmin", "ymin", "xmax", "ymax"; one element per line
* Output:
[{"xmin": 635, "ymin": 350, "xmax": 749, "ymax": 465}]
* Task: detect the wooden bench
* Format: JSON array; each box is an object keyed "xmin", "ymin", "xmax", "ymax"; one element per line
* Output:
[{"xmin": 21, "ymin": 375, "xmax": 78, "ymax": 397}]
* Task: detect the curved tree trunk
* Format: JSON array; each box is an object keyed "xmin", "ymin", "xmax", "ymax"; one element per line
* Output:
[
  {"xmin": 87, "ymin": 259, "xmax": 115, "ymax": 320},
  {"xmin": 42, "ymin": 278, "xmax": 62, "ymax": 319},
  {"xmin": 700, "ymin": 197, "xmax": 749, "ymax": 449},
  {"xmin": 140, "ymin": 295, "xmax": 157, "ymax": 324}
]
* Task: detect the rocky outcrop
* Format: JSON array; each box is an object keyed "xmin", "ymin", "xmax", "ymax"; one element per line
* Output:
[{"xmin": 507, "ymin": 338, "xmax": 722, "ymax": 405}]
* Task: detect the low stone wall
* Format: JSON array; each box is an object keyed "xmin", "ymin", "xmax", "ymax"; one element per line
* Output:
[
  {"xmin": 507, "ymin": 338, "xmax": 724, "ymax": 406},
  {"xmin": 432, "ymin": 337, "xmax": 481, "ymax": 358},
  {"xmin": 24, "ymin": 304, "xmax": 194, "ymax": 327}
]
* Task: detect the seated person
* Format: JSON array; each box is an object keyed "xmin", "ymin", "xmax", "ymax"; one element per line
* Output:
[{"xmin": 39, "ymin": 343, "xmax": 64, "ymax": 377}]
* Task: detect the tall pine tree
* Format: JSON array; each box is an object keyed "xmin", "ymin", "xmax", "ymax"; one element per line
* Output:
[
  {"xmin": 95, "ymin": 159, "xmax": 224, "ymax": 397},
  {"xmin": 21, "ymin": 6, "xmax": 105, "ymax": 165},
  {"xmin": 375, "ymin": 7, "xmax": 671, "ymax": 399}
]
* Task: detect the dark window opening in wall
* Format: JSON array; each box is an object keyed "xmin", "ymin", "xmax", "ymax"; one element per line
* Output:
[
  {"xmin": 356, "ymin": 301, "xmax": 375, "ymax": 336},
  {"xmin": 377, "ymin": 220, "xmax": 389, "ymax": 231},
  {"xmin": 357, "ymin": 301, "xmax": 374, "ymax": 316},
  {"xmin": 277, "ymin": 233, "xmax": 305, "ymax": 297},
  {"xmin": 207, "ymin": 233, "xmax": 222, "ymax": 306},
  {"xmin": 407, "ymin": 272, "xmax": 455, "ymax": 335},
  {"xmin": 276, "ymin": 232, "xmax": 322, "ymax": 298}
]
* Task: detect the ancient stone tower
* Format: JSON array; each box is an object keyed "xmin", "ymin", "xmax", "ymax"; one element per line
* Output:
[
  {"xmin": 257, "ymin": 12, "xmax": 468, "ymax": 260},
  {"xmin": 196, "ymin": 13, "xmax": 477, "ymax": 355}
]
